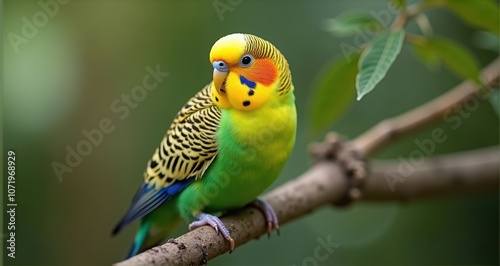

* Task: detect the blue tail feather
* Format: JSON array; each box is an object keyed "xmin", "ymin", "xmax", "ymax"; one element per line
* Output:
[{"xmin": 127, "ymin": 222, "xmax": 151, "ymax": 258}]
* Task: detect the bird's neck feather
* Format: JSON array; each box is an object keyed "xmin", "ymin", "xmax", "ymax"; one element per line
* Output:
[{"xmin": 218, "ymin": 93, "xmax": 296, "ymax": 158}]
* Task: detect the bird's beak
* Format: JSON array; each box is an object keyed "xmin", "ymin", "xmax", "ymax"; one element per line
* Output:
[{"xmin": 213, "ymin": 69, "xmax": 229, "ymax": 94}]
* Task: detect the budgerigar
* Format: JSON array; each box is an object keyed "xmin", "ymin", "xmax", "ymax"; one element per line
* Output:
[{"xmin": 112, "ymin": 33, "xmax": 296, "ymax": 258}]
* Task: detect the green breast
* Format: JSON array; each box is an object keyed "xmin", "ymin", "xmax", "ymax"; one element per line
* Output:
[{"xmin": 202, "ymin": 101, "xmax": 296, "ymax": 212}]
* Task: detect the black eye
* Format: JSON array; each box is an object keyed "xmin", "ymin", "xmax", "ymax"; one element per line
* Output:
[
  {"xmin": 239, "ymin": 54, "xmax": 254, "ymax": 67},
  {"xmin": 242, "ymin": 56, "xmax": 251, "ymax": 64}
]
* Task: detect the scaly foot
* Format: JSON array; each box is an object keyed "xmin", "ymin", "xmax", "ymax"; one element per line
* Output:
[
  {"xmin": 188, "ymin": 213, "xmax": 235, "ymax": 251},
  {"xmin": 249, "ymin": 198, "xmax": 280, "ymax": 237}
]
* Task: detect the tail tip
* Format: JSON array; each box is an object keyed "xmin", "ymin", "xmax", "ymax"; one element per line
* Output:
[
  {"xmin": 127, "ymin": 243, "xmax": 141, "ymax": 258},
  {"xmin": 111, "ymin": 223, "xmax": 123, "ymax": 237}
]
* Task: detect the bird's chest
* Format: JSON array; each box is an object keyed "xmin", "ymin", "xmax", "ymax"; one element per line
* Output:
[
  {"xmin": 204, "ymin": 106, "xmax": 296, "ymax": 210},
  {"xmin": 219, "ymin": 107, "xmax": 295, "ymax": 172}
]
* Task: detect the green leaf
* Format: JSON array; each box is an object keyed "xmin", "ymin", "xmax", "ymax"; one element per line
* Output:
[
  {"xmin": 390, "ymin": 0, "xmax": 406, "ymax": 9},
  {"xmin": 489, "ymin": 90, "xmax": 500, "ymax": 117},
  {"xmin": 423, "ymin": 0, "xmax": 499, "ymax": 34},
  {"xmin": 411, "ymin": 37, "xmax": 481, "ymax": 84},
  {"xmin": 412, "ymin": 38, "xmax": 441, "ymax": 70},
  {"xmin": 323, "ymin": 12, "xmax": 382, "ymax": 37},
  {"xmin": 356, "ymin": 30, "xmax": 405, "ymax": 100},
  {"xmin": 309, "ymin": 53, "xmax": 360, "ymax": 133},
  {"xmin": 472, "ymin": 31, "xmax": 500, "ymax": 52}
]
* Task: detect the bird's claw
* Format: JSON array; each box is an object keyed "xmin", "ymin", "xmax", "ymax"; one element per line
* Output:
[
  {"xmin": 188, "ymin": 213, "xmax": 235, "ymax": 252},
  {"xmin": 249, "ymin": 198, "xmax": 280, "ymax": 237}
]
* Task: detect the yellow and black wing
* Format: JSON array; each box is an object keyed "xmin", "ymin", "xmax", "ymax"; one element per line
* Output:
[
  {"xmin": 145, "ymin": 84, "xmax": 220, "ymax": 188},
  {"xmin": 112, "ymin": 85, "xmax": 220, "ymax": 235}
]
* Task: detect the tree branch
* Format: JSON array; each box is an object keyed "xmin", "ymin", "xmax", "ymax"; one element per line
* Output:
[
  {"xmin": 116, "ymin": 147, "xmax": 499, "ymax": 266},
  {"xmin": 365, "ymin": 147, "xmax": 499, "ymax": 201},
  {"xmin": 354, "ymin": 58, "xmax": 499, "ymax": 156},
  {"xmin": 115, "ymin": 59, "xmax": 500, "ymax": 266}
]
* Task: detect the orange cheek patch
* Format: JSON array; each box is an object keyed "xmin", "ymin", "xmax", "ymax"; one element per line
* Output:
[{"xmin": 243, "ymin": 59, "xmax": 278, "ymax": 86}]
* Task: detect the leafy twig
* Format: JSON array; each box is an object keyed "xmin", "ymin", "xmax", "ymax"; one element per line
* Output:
[{"xmin": 354, "ymin": 57, "xmax": 499, "ymax": 156}]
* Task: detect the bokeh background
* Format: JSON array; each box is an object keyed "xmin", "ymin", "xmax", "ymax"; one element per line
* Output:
[{"xmin": 2, "ymin": 0, "xmax": 499, "ymax": 265}]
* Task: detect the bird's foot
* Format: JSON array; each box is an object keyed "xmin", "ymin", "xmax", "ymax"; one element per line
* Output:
[
  {"xmin": 189, "ymin": 213, "xmax": 235, "ymax": 252},
  {"xmin": 249, "ymin": 198, "xmax": 280, "ymax": 237}
]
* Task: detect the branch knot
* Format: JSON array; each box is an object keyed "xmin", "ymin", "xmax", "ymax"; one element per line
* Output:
[{"xmin": 309, "ymin": 132, "xmax": 368, "ymax": 206}]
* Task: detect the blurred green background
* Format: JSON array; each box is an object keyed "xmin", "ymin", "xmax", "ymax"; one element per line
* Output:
[{"xmin": 2, "ymin": 0, "xmax": 498, "ymax": 265}]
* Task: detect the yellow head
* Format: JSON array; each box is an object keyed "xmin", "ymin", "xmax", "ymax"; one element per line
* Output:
[{"xmin": 209, "ymin": 33, "xmax": 293, "ymax": 111}]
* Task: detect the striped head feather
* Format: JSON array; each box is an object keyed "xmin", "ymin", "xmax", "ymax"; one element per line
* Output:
[{"xmin": 209, "ymin": 33, "xmax": 293, "ymax": 111}]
